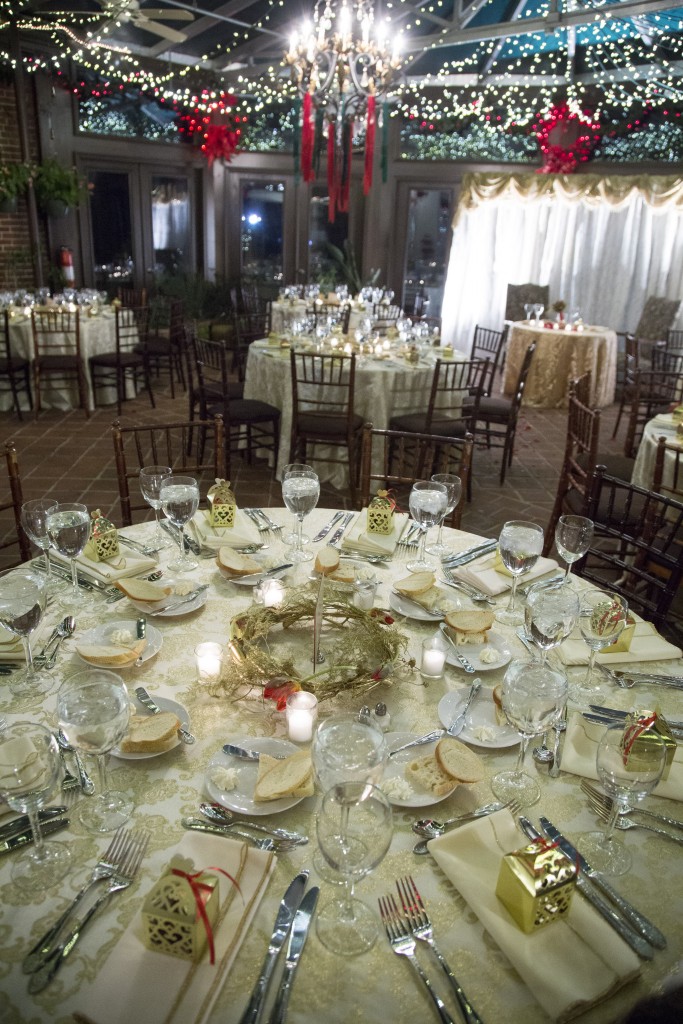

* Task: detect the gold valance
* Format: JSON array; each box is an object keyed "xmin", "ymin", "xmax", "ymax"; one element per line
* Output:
[{"xmin": 453, "ymin": 172, "xmax": 683, "ymax": 228}]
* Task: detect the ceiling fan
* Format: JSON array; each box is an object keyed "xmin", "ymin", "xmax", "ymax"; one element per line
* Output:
[{"xmin": 97, "ymin": 1, "xmax": 194, "ymax": 44}]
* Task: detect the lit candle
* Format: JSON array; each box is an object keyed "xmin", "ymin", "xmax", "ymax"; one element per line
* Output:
[
  {"xmin": 382, "ymin": 338, "xmax": 391, "ymax": 351},
  {"xmin": 286, "ymin": 691, "xmax": 318, "ymax": 742},
  {"xmin": 374, "ymin": 342, "xmax": 383, "ymax": 356},
  {"xmin": 353, "ymin": 579, "xmax": 377, "ymax": 610},
  {"xmin": 195, "ymin": 641, "xmax": 224, "ymax": 683},
  {"xmin": 261, "ymin": 579, "xmax": 285, "ymax": 607},
  {"xmin": 344, "ymin": 342, "xmax": 352, "ymax": 355},
  {"xmin": 421, "ymin": 638, "xmax": 446, "ymax": 678}
]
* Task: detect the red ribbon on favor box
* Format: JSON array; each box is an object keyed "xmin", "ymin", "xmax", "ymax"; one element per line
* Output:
[{"xmin": 172, "ymin": 866, "xmax": 243, "ymax": 964}]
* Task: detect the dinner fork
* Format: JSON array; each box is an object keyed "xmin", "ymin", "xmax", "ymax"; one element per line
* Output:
[
  {"xmin": 244, "ymin": 508, "xmax": 271, "ymax": 533},
  {"xmin": 28, "ymin": 829, "xmax": 150, "ymax": 993},
  {"xmin": 378, "ymin": 893, "xmax": 457, "ymax": 1024},
  {"xmin": 587, "ymin": 796, "xmax": 683, "ymax": 845},
  {"xmin": 255, "ymin": 509, "xmax": 283, "ymax": 535},
  {"xmin": 580, "ymin": 781, "xmax": 683, "ymax": 832},
  {"xmin": 396, "ymin": 876, "xmax": 484, "ymax": 1024},
  {"xmin": 440, "ymin": 568, "xmax": 492, "ymax": 604}
]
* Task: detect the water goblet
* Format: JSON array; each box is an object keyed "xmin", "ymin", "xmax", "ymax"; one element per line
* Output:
[
  {"xmin": 533, "ymin": 303, "xmax": 545, "ymax": 323},
  {"xmin": 426, "ymin": 473, "xmax": 462, "ymax": 557},
  {"xmin": 160, "ymin": 475, "xmax": 200, "ymax": 572},
  {"xmin": 139, "ymin": 465, "xmax": 173, "ymax": 551},
  {"xmin": 579, "ymin": 724, "xmax": 665, "ymax": 875},
  {"xmin": 57, "ymin": 669, "xmax": 132, "ymax": 832},
  {"xmin": 495, "ymin": 520, "xmax": 544, "ymax": 626},
  {"xmin": 281, "ymin": 465, "xmax": 320, "ymax": 562},
  {"xmin": 490, "ymin": 659, "xmax": 568, "ymax": 807},
  {"xmin": 407, "ymin": 480, "xmax": 448, "ymax": 572},
  {"xmin": 0, "ymin": 568, "xmax": 48, "ymax": 697},
  {"xmin": 0, "ymin": 721, "xmax": 71, "ymax": 891},
  {"xmin": 524, "ymin": 579, "xmax": 579, "ymax": 663},
  {"xmin": 523, "ymin": 303, "xmax": 534, "ymax": 322},
  {"xmin": 569, "ymin": 591, "xmax": 628, "ymax": 705},
  {"xmin": 20, "ymin": 498, "xmax": 63, "ymax": 595},
  {"xmin": 47, "ymin": 502, "xmax": 91, "ymax": 608},
  {"xmin": 281, "ymin": 463, "xmax": 313, "ymax": 547},
  {"xmin": 315, "ymin": 781, "xmax": 393, "ymax": 955},
  {"xmin": 555, "ymin": 515, "xmax": 594, "ymax": 580}
]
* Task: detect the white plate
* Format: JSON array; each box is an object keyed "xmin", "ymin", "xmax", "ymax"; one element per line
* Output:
[
  {"xmin": 129, "ymin": 581, "xmax": 208, "ymax": 618},
  {"xmin": 389, "ymin": 589, "xmax": 455, "ymax": 622},
  {"xmin": 111, "ymin": 696, "xmax": 189, "ymax": 760},
  {"xmin": 437, "ymin": 688, "xmax": 519, "ymax": 749},
  {"xmin": 206, "ymin": 736, "xmax": 306, "ymax": 816},
  {"xmin": 75, "ymin": 620, "xmax": 162, "ymax": 667},
  {"xmin": 381, "ymin": 731, "xmax": 457, "ymax": 807},
  {"xmin": 444, "ymin": 630, "xmax": 511, "ymax": 672}
]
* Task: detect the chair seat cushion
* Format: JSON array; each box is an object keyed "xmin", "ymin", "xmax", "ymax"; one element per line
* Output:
[
  {"xmin": 209, "ymin": 398, "xmax": 280, "ymax": 423},
  {"xmin": 296, "ymin": 412, "xmax": 363, "ymax": 438},
  {"xmin": 90, "ymin": 352, "xmax": 145, "ymax": 368},
  {"xmin": 194, "ymin": 382, "xmax": 243, "ymax": 402},
  {"xmin": 476, "ymin": 396, "xmax": 513, "ymax": 420},
  {"xmin": 35, "ymin": 354, "xmax": 79, "ymax": 370},
  {"xmin": 389, "ymin": 413, "xmax": 467, "ymax": 438},
  {"xmin": 0, "ymin": 357, "xmax": 29, "ymax": 371},
  {"xmin": 143, "ymin": 339, "xmax": 173, "ymax": 356}
]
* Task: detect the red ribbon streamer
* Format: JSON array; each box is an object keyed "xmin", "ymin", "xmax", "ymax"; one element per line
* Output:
[
  {"xmin": 301, "ymin": 92, "xmax": 315, "ymax": 183},
  {"xmin": 364, "ymin": 95, "xmax": 376, "ymax": 196},
  {"xmin": 171, "ymin": 866, "xmax": 243, "ymax": 965},
  {"xmin": 202, "ymin": 125, "xmax": 239, "ymax": 167},
  {"xmin": 622, "ymin": 713, "xmax": 658, "ymax": 765}
]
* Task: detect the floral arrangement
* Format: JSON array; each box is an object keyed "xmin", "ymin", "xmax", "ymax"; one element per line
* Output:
[{"xmin": 552, "ymin": 300, "xmax": 566, "ymax": 313}]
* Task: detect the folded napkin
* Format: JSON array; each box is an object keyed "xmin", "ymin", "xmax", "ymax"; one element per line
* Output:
[
  {"xmin": 53, "ymin": 550, "xmax": 157, "ymax": 583},
  {"xmin": 191, "ymin": 509, "xmax": 260, "ymax": 550},
  {"xmin": 0, "ymin": 625, "xmax": 24, "ymax": 663},
  {"xmin": 341, "ymin": 511, "xmax": 409, "ymax": 556},
  {"xmin": 557, "ymin": 619, "xmax": 682, "ymax": 666},
  {"xmin": 453, "ymin": 553, "xmax": 558, "ymax": 597},
  {"xmin": 561, "ymin": 713, "xmax": 683, "ymax": 802},
  {"xmin": 429, "ymin": 810, "xmax": 640, "ymax": 1022},
  {"xmin": 74, "ymin": 832, "xmax": 275, "ymax": 1024}
]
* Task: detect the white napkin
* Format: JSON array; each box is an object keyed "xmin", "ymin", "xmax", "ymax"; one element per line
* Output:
[
  {"xmin": 341, "ymin": 511, "xmax": 409, "ymax": 556},
  {"xmin": 0, "ymin": 624, "xmax": 24, "ymax": 663},
  {"xmin": 561, "ymin": 713, "xmax": 683, "ymax": 802},
  {"xmin": 557, "ymin": 619, "xmax": 682, "ymax": 666},
  {"xmin": 429, "ymin": 810, "xmax": 640, "ymax": 1022},
  {"xmin": 191, "ymin": 510, "xmax": 260, "ymax": 550},
  {"xmin": 454, "ymin": 552, "xmax": 558, "ymax": 597},
  {"xmin": 53, "ymin": 550, "xmax": 157, "ymax": 583},
  {"xmin": 74, "ymin": 832, "xmax": 275, "ymax": 1024}
]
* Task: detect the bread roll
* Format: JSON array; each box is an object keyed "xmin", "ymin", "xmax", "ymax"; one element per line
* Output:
[
  {"xmin": 314, "ymin": 547, "xmax": 340, "ymax": 576},
  {"xmin": 114, "ymin": 578, "xmax": 173, "ymax": 603},
  {"xmin": 254, "ymin": 750, "xmax": 314, "ymax": 802},
  {"xmin": 404, "ymin": 753, "xmax": 455, "ymax": 797},
  {"xmin": 119, "ymin": 712, "xmax": 180, "ymax": 754},
  {"xmin": 435, "ymin": 736, "xmax": 485, "ymax": 783},
  {"xmin": 444, "ymin": 609, "xmax": 494, "ymax": 645},
  {"xmin": 216, "ymin": 547, "xmax": 263, "ymax": 576},
  {"xmin": 394, "ymin": 571, "xmax": 436, "ymax": 597},
  {"xmin": 76, "ymin": 639, "xmax": 146, "ymax": 667}
]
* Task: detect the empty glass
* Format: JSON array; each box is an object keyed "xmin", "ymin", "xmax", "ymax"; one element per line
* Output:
[
  {"xmin": 407, "ymin": 480, "xmax": 448, "ymax": 572},
  {"xmin": 555, "ymin": 515, "xmax": 594, "ymax": 580},
  {"xmin": 47, "ymin": 502, "xmax": 91, "ymax": 608},
  {"xmin": 139, "ymin": 465, "xmax": 173, "ymax": 551},
  {"xmin": 570, "ymin": 591, "xmax": 628, "ymax": 704},
  {"xmin": 426, "ymin": 473, "xmax": 462, "ymax": 557},
  {"xmin": 160, "ymin": 475, "xmax": 200, "ymax": 572},
  {"xmin": 533, "ymin": 303, "xmax": 544, "ymax": 323},
  {"xmin": 523, "ymin": 304, "xmax": 534, "ymax": 321},
  {"xmin": 20, "ymin": 498, "xmax": 62, "ymax": 593},
  {"xmin": 495, "ymin": 520, "xmax": 544, "ymax": 626}
]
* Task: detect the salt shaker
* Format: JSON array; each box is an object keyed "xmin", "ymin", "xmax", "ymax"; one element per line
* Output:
[{"xmin": 373, "ymin": 702, "xmax": 391, "ymax": 731}]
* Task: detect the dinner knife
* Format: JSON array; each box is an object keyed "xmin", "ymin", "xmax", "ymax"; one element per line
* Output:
[
  {"xmin": 235, "ymin": 564, "xmax": 293, "ymax": 584},
  {"xmin": 0, "ymin": 806, "xmax": 67, "ymax": 842},
  {"xmin": 588, "ymin": 705, "xmax": 683, "ymax": 731},
  {"xmin": 447, "ymin": 679, "xmax": 482, "ymax": 737},
  {"xmin": 442, "ymin": 540, "xmax": 497, "ymax": 568},
  {"xmin": 326, "ymin": 511, "xmax": 354, "ymax": 547},
  {"xmin": 517, "ymin": 817, "xmax": 655, "ymax": 959},
  {"xmin": 538, "ymin": 816, "xmax": 667, "ymax": 950},
  {"xmin": 312, "ymin": 512, "xmax": 343, "ymax": 542},
  {"xmin": 151, "ymin": 584, "xmax": 209, "ymax": 613},
  {"xmin": 270, "ymin": 886, "xmax": 320, "ymax": 1024},
  {"xmin": 0, "ymin": 817, "xmax": 69, "ymax": 855},
  {"xmin": 438, "ymin": 623, "xmax": 476, "ymax": 673},
  {"xmin": 237, "ymin": 870, "xmax": 309, "ymax": 1024}
]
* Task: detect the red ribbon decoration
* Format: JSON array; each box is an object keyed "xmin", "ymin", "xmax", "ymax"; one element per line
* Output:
[
  {"xmin": 622, "ymin": 713, "xmax": 658, "ymax": 766},
  {"xmin": 171, "ymin": 866, "xmax": 243, "ymax": 965},
  {"xmin": 202, "ymin": 125, "xmax": 239, "ymax": 167},
  {"xmin": 301, "ymin": 92, "xmax": 315, "ymax": 183},
  {"xmin": 364, "ymin": 95, "xmax": 376, "ymax": 196}
]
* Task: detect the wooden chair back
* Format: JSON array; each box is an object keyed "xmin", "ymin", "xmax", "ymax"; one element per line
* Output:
[
  {"xmin": 115, "ymin": 305, "xmax": 149, "ymax": 354},
  {"xmin": 653, "ymin": 435, "xmax": 683, "ymax": 502},
  {"xmin": 290, "ymin": 351, "xmax": 357, "ymax": 426},
  {"xmin": 305, "ymin": 304, "xmax": 351, "ymax": 333},
  {"xmin": 31, "ymin": 309, "xmax": 80, "ymax": 359},
  {"xmin": 427, "ymin": 358, "xmax": 488, "ymax": 433},
  {"xmin": 624, "ymin": 368, "xmax": 680, "ymax": 458},
  {"xmin": 233, "ymin": 312, "xmax": 271, "ymax": 380},
  {"xmin": 470, "ymin": 325, "xmax": 506, "ymax": 395},
  {"xmin": 118, "ymin": 287, "xmax": 148, "ymax": 308},
  {"xmin": 0, "ymin": 441, "xmax": 31, "ymax": 566}
]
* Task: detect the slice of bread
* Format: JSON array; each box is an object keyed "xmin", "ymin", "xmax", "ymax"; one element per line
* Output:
[
  {"xmin": 328, "ymin": 565, "xmax": 356, "ymax": 585},
  {"xmin": 119, "ymin": 712, "xmax": 180, "ymax": 754},
  {"xmin": 114, "ymin": 578, "xmax": 173, "ymax": 603},
  {"xmin": 216, "ymin": 547, "xmax": 263, "ymax": 576},
  {"xmin": 254, "ymin": 750, "xmax": 314, "ymax": 802},
  {"xmin": 394, "ymin": 571, "xmax": 436, "ymax": 598},
  {"xmin": 76, "ymin": 639, "xmax": 146, "ymax": 667},
  {"xmin": 314, "ymin": 547, "xmax": 340, "ymax": 576},
  {"xmin": 435, "ymin": 736, "xmax": 485, "ymax": 783},
  {"xmin": 492, "ymin": 684, "xmax": 507, "ymax": 727},
  {"xmin": 445, "ymin": 609, "xmax": 495, "ymax": 645},
  {"xmin": 404, "ymin": 753, "xmax": 455, "ymax": 797}
]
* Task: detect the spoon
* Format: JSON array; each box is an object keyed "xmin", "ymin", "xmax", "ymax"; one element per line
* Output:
[
  {"xmin": 56, "ymin": 729, "xmax": 95, "ymax": 795},
  {"xmin": 199, "ymin": 803, "xmax": 308, "ymax": 843},
  {"xmin": 44, "ymin": 616, "xmax": 76, "ymax": 669},
  {"xmin": 412, "ymin": 801, "xmax": 505, "ymax": 839}
]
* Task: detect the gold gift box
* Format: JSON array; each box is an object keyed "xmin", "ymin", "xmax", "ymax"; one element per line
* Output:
[
  {"xmin": 492, "ymin": 548, "xmax": 513, "ymax": 576},
  {"xmin": 142, "ymin": 858, "xmax": 220, "ymax": 962},
  {"xmin": 496, "ymin": 839, "xmax": 576, "ymax": 933},
  {"xmin": 623, "ymin": 710, "xmax": 675, "ymax": 781},
  {"xmin": 601, "ymin": 615, "xmax": 636, "ymax": 654}
]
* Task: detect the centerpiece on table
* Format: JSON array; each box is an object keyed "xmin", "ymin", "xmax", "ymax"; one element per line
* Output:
[{"xmin": 552, "ymin": 300, "xmax": 566, "ymax": 326}]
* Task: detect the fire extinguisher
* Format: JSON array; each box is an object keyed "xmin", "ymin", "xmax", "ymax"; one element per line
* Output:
[{"xmin": 59, "ymin": 246, "xmax": 75, "ymax": 285}]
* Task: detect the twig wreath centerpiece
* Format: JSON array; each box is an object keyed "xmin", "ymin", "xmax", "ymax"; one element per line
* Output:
[{"xmin": 211, "ymin": 591, "xmax": 409, "ymax": 705}]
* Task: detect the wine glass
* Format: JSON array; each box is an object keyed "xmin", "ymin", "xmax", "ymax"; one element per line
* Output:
[
  {"xmin": 491, "ymin": 659, "xmax": 568, "ymax": 807},
  {"xmin": 533, "ymin": 303, "xmax": 544, "ymax": 323},
  {"xmin": 569, "ymin": 591, "xmax": 628, "ymax": 705},
  {"xmin": 20, "ymin": 498, "xmax": 63, "ymax": 594},
  {"xmin": 426, "ymin": 473, "xmax": 462, "ymax": 557},
  {"xmin": 47, "ymin": 502, "xmax": 91, "ymax": 608},
  {"xmin": 0, "ymin": 568, "xmax": 48, "ymax": 697},
  {"xmin": 555, "ymin": 515, "xmax": 594, "ymax": 580},
  {"xmin": 57, "ymin": 669, "xmax": 132, "ymax": 832},
  {"xmin": 281, "ymin": 464, "xmax": 314, "ymax": 547},
  {"xmin": 579, "ymin": 724, "xmax": 665, "ymax": 875},
  {"xmin": 0, "ymin": 721, "xmax": 71, "ymax": 891},
  {"xmin": 139, "ymin": 465, "xmax": 173, "ymax": 551},
  {"xmin": 315, "ymin": 781, "xmax": 393, "ymax": 955},
  {"xmin": 523, "ymin": 304, "xmax": 534, "ymax": 322},
  {"xmin": 524, "ymin": 579, "xmax": 579, "ymax": 663},
  {"xmin": 407, "ymin": 480, "xmax": 448, "ymax": 572},
  {"xmin": 495, "ymin": 520, "xmax": 544, "ymax": 626},
  {"xmin": 281, "ymin": 465, "xmax": 320, "ymax": 562},
  {"xmin": 160, "ymin": 475, "xmax": 200, "ymax": 572}
]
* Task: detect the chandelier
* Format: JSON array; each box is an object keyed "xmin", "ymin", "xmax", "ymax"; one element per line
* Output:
[{"xmin": 284, "ymin": 1, "xmax": 403, "ymax": 219}]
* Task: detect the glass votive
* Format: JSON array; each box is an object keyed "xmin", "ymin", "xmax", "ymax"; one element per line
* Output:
[
  {"xmin": 260, "ymin": 579, "xmax": 285, "ymax": 608},
  {"xmin": 353, "ymin": 578, "xmax": 378, "ymax": 611},
  {"xmin": 286, "ymin": 691, "xmax": 318, "ymax": 743},
  {"xmin": 421, "ymin": 638, "xmax": 447, "ymax": 678},
  {"xmin": 194, "ymin": 641, "xmax": 224, "ymax": 684}
]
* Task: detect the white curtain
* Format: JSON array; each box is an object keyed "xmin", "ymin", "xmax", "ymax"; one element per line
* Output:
[{"xmin": 441, "ymin": 174, "xmax": 683, "ymax": 350}]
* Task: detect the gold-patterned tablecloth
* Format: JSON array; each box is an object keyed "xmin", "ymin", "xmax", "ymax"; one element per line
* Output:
[{"xmin": 1, "ymin": 510, "xmax": 681, "ymax": 1024}]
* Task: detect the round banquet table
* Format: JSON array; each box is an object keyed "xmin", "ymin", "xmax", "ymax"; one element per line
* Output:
[
  {"xmin": 503, "ymin": 321, "xmax": 618, "ymax": 408},
  {"xmin": 2, "ymin": 510, "xmax": 682, "ymax": 1024},
  {"xmin": 631, "ymin": 413, "xmax": 682, "ymax": 490}
]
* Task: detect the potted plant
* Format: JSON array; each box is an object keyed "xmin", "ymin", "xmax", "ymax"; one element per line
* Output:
[
  {"xmin": 0, "ymin": 162, "xmax": 31, "ymax": 214},
  {"xmin": 33, "ymin": 158, "xmax": 89, "ymax": 218}
]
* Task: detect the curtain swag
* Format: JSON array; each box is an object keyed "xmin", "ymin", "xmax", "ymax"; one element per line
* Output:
[{"xmin": 453, "ymin": 172, "xmax": 683, "ymax": 228}]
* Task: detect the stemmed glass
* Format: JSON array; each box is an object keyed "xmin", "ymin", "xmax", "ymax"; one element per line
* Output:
[
  {"xmin": 47, "ymin": 502, "xmax": 91, "ymax": 608},
  {"xmin": 533, "ymin": 303, "xmax": 544, "ymax": 323},
  {"xmin": 0, "ymin": 568, "xmax": 48, "ymax": 697},
  {"xmin": 495, "ymin": 520, "xmax": 544, "ymax": 626},
  {"xmin": 57, "ymin": 669, "xmax": 132, "ymax": 832},
  {"xmin": 407, "ymin": 480, "xmax": 448, "ymax": 572},
  {"xmin": 523, "ymin": 304, "xmax": 534, "ymax": 322},
  {"xmin": 555, "ymin": 515, "xmax": 594, "ymax": 580},
  {"xmin": 0, "ymin": 721, "xmax": 71, "ymax": 891},
  {"xmin": 426, "ymin": 473, "xmax": 462, "ymax": 557},
  {"xmin": 281, "ymin": 464, "xmax": 314, "ymax": 547},
  {"xmin": 281, "ymin": 464, "xmax": 320, "ymax": 562},
  {"xmin": 21, "ymin": 498, "xmax": 62, "ymax": 593},
  {"xmin": 491, "ymin": 659, "xmax": 568, "ymax": 807},
  {"xmin": 160, "ymin": 475, "xmax": 200, "ymax": 572},
  {"xmin": 569, "ymin": 591, "xmax": 628, "ymax": 704},
  {"xmin": 524, "ymin": 579, "xmax": 580, "ymax": 663},
  {"xmin": 316, "ymin": 781, "xmax": 393, "ymax": 955},
  {"xmin": 139, "ymin": 465, "xmax": 173, "ymax": 551},
  {"xmin": 579, "ymin": 724, "xmax": 665, "ymax": 875}
]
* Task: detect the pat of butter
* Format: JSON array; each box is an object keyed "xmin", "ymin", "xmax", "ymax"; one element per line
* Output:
[
  {"xmin": 479, "ymin": 647, "xmax": 499, "ymax": 665},
  {"xmin": 470, "ymin": 725, "xmax": 496, "ymax": 742},
  {"xmin": 210, "ymin": 766, "xmax": 239, "ymax": 792}
]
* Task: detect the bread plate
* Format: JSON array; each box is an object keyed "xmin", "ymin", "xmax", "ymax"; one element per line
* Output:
[
  {"xmin": 111, "ymin": 696, "xmax": 189, "ymax": 760},
  {"xmin": 206, "ymin": 736, "xmax": 307, "ymax": 816},
  {"xmin": 389, "ymin": 589, "xmax": 452, "ymax": 622},
  {"xmin": 76, "ymin": 620, "xmax": 162, "ymax": 668},
  {"xmin": 381, "ymin": 732, "xmax": 457, "ymax": 807},
  {"xmin": 443, "ymin": 630, "xmax": 511, "ymax": 673},
  {"xmin": 128, "ymin": 579, "xmax": 208, "ymax": 618},
  {"xmin": 437, "ymin": 688, "xmax": 518, "ymax": 750}
]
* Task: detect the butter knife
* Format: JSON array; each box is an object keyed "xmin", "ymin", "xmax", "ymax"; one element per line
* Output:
[
  {"xmin": 135, "ymin": 686, "xmax": 195, "ymax": 744},
  {"xmin": 326, "ymin": 511, "xmax": 354, "ymax": 547},
  {"xmin": 313, "ymin": 512, "xmax": 343, "ymax": 542},
  {"xmin": 389, "ymin": 730, "xmax": 445, "ymax": 757},
  {"xmin": 0, "ymin": 817, "xmax": 69, "ymax": 855},
  {"xmin": 0, "ymin": 807, "xmax": 67, "ymax": 842},
  {"xmin": 270, "ymin": 886, "xmax": 320, "ymax": 1024},
  {"xmin": 447, "ymin": 679, "xmax": 481, "ymax": 737},
  {"xmin": 151, "ymin": 584, "xmax": 209, "ymax": 613},
  {"xmin": 518, "ymin": 817, "xmax": 655, "ymax": 959},
  {"xmin": 238, "ymin": 871, "xmax": 309, "ymax": 1024},
  {"xmin": 538, "ymin": 816, "xmax": 667, "ymax": 950},
  {"xmin": 438, "ymin": 623, "xmax": 476, "ymax": 673}
]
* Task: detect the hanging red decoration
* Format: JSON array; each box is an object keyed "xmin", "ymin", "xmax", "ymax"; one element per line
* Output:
[
  {"xmin": 533, "ymin": 103, "xmax": 601, "ymax": 173},
  {"xmin": 301, "ymin": 91, "xmax": 316, "ymax": 183},
  {"xmin": 202, "ymin": 124, "xmax": 239, "ymax": 166}
]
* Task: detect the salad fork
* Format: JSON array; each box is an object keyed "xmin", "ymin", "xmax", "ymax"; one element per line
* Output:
[
  {"xmin": 587, "ymin": 795, "xmax": 683, "ymax": 845},
  {"xmin": 580, "ymin": 781, "xmax": 683, "ymax": 832}
]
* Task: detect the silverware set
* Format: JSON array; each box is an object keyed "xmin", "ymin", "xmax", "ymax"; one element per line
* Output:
[
  {"xmin": 582, "ymin": 785, "xmax": 683, "ymax": 845},
  {"xmin": 412, "ymin": 800, "xmax": 519, "ymax": 855},
  {"xmin": 580, "ymin": 780, "xmax": 683, "ymax": 833},
  {"xmin": 182, "ymin": 800, "xmax": 307, "ymax": 851},
  {"xmin": 440, "ymin": 568, "xmax": 491, "ymax": 604},
  {"xmin": 396, "ymin": 523, "xmax": 420, "ymax": 558},
  {"xmin": 244, "ymin": 507, "xmax": 283, "ymax": 538}
]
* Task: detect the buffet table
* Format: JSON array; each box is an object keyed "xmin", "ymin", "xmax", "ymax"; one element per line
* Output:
[
  {"xmin": 1, "ymin": 509, "xmax": 682, "ymax": 1024},
  {"xmin": 503, "ymin": 322, "xmax": 618, "ymax": 409}
]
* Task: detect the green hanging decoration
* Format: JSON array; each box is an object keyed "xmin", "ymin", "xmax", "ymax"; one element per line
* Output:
[{"xmin": 381, "ymin": 102, "xmax": 389, "ymax": 184}]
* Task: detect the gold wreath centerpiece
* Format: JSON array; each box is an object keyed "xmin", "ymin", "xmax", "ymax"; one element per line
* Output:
[{"xmin": 210, "ymin": 591, "xmax": 408, "ymax": 704}]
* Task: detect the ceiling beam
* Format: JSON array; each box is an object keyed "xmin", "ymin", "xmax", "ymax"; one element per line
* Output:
[
  {"xmin": 145, "ymin": 0, "xmax": 262, "ymax": 58},
  {"xmin": 479, "ymin": 0, "xmax": 531, "ymax": 76}
]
